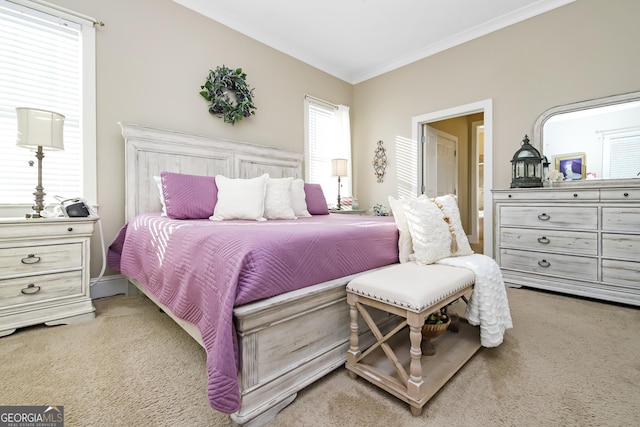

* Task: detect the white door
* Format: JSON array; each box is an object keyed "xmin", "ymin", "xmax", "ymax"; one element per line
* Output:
[{"xmin": 422, "ymin": 125, "xmax": 457, "ymax": 197}]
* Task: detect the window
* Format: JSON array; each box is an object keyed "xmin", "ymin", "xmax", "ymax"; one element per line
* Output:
[
  {"xmin": 0, "ymin": 0, "xmax": 97, "ymax": 214},
  {"xmin": 304, "ymin": 96, "xmax": 352, "ymax": 208}
]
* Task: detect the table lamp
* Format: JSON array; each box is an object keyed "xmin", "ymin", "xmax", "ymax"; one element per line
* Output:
[
  {"xmin": 331, "ymin": 158, "xmax": 348, "ymax": 210},
  {"xmin": 16, "ymin": 107, "xmax": 65, "ymax": 218}
]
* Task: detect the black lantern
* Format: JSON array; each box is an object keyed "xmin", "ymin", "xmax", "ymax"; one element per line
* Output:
[{"xmin": 510, "ymin": 135, "xmax": 544, "ymax": 188}]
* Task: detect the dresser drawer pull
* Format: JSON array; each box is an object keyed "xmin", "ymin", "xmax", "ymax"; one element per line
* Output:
[
  {"xmin": 68, "ymin": 227, "xmax": 73, "ymax": 232},
  {"xmin": 538, "ymin": 259, "xmax": 551, "ymax": 268},
  {"xmin": 573, "ymin": 193, "xmax": 578, "ymax": 198},
  {"xmin": 624, "ymin": 192, "xmax": 629, "ymax": 197},
  {"xmin": 21, "ymin": 283, "xmax": 41, "ymax": 294},
  {"xmin": 537, "ymin": 213, "xmax": 550, "ymax": 221},
  {"xmin": 21, "ymin": 254, "xmax": 41, "ymax": 264},
  {"xmin": 537, "ymin": 237, "xmax": 550, "ymax": 244}
]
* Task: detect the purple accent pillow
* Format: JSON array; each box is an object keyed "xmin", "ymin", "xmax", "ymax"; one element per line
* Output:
[
  {"xmin": 304, "ymin": 183, "xmax": 329, "ymax": 215},
  {"xmin": 161, "ymin": 171, "xmax": 218, "ymax": 219}
]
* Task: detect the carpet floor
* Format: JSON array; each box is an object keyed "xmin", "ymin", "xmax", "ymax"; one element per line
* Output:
[{"xmin": 1, "ymin": 287, "xmax": 638, "ymax": 426}]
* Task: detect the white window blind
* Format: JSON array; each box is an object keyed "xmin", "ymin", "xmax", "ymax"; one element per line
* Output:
[
  {"xmin": 0, "ymin": 0, "xmax": 95, "ymax": 208},
  {"xmin": 605, "ymin": 135, "xmax": 640, "ymax": 179},
  {"xmin": 304, "ymin": 97, "xmax": 352, "ymax": 208}
]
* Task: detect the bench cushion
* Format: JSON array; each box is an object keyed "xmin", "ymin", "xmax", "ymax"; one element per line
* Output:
[{"xmin": 347, "ymin": 263, "xmax": 474, "ymax": 312}]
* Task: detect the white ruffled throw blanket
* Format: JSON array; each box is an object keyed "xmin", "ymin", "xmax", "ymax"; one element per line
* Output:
[{"xmin": 437, "ymin": 253, "xmax": 513, "ymax": 347}]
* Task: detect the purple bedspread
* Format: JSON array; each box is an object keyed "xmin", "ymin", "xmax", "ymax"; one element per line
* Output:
[{"xmin": 107, "ymin": 213, "xmax": 398, "ymax": 413}]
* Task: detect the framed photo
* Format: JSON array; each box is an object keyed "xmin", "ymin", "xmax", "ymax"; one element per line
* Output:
[{"xmin": 554, "ymin": 153, "xmax": 586, "ymax": 181}]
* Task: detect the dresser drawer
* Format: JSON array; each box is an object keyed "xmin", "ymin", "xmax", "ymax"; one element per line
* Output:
[
  {"xmin": 602, "ymin": 233, "xmax": 640, "ymax": 261},
  {"xmin": 500, "ymin": 206, "xmax": 598, "ymax": 230},
  {"xmin": 500, "ymin": 228, "xmax": 597, "ymax": 255},
  {"xmin": 600, "ymin": 188, "xmax": 640, "ymax": 202},
  {"xmin": 0, "ymin": 270, "xmax": 83, "ymax": 308},
  {"xmin": 602, "ymin": 207, "xmax": 640, "ymax": 231},
  {"xmin": 0, "ymin": 243, "xmax": 82, "ymax": 277},
  {"xmin": 602, "ymin": 259, "xmax": 640, "ymax": 288},
  {"xmin": 493, "ymin": 189, "xmax": 599, "ymax": 201},
  {"xmin": 500, "ymin": 249, "xmax": 597, "ymax": 281}
]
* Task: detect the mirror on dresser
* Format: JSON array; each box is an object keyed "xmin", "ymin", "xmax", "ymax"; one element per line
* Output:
[{"xmin": 532, "ymin": 90, "xmax": 640, "ymax": 183}]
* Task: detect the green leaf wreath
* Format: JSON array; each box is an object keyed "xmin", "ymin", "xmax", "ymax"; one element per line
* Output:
[{"xmin": 199, "ymin": 65, "xmax": 257, "ymax": 125}]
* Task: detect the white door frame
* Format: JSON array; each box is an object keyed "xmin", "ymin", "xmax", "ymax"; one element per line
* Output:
[{"xmin": 411, "ymin": 99, "xmax": 493, "ymax": 257}]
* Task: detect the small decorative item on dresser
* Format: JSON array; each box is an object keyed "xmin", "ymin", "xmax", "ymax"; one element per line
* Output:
[{"xmin": 510, "ymin": 135, "xmax": 544, "ymax": 188}]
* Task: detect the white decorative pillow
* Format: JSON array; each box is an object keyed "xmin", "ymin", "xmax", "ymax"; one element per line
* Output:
[
  {"xmin": 264, "ymin": 177, "xmax": 297, "ymax": 220},
  {"xmin": 210, "ymin": 174, "xmax": 268, "ymax": 221},
  {"xmin": 291, "ymin": 179, "xmax": 311, "ymax": 217},
  {"xmin": 434, "ymin": 194, "xmax": 474, "ymax": 257},
  {"xmin": 402, "ymin": 197, "xmax": 452, "ymax": 265},
  {"xmin": 388, "ymin": 196, "xmax": 413, "ymax": 263},
  {"xmin": 153, "ymin": 176, "xmax": 167, "ymax": 216}
]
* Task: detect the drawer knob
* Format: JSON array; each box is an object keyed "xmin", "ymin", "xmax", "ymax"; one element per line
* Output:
[
  {"xmin": 21, "ymin": 254, "xmax": 41, "ymax": 264},
  {"xmin": 573, "ymin": 193, "xmax": 578, "ymax": 198},
  {"xmin": 538, "ymin": 259, "xmax": 551, "ymax": 268},
  {"xmin": 537, "ymin": 237, "xmax": 550, "ymax": 244},
  {"xmin": 508, "ymin": 194, "xmax": 512, "ymax": 198},
  {"xmin": 538, "ymin": 213, "xmax": 550, "ymax": 221},
  {"xmin": 67, "ymin": 227, "xmax": 73, "ymax": 232},
  {"xmin": 624, "ymin": 192, "xmax": 629, "ymax": 197},
  {"xmin": 21, "ymin": 283, "xmax": 41, "ymax": 295}
]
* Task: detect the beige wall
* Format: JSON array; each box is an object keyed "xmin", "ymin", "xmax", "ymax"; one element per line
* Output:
[
  {"xmin": 47, "ymin": 0, "xmax": 640, "ymax": 277},
  {"xmin": 352, "ymin": 0, "xmax": 640, "ymax": 211},
  {"xmin": 47, "ymin": 0, "xmax": 353, "ymax": 276}
]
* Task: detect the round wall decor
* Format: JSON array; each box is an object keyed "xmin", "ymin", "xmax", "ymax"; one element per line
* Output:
[
  {"xmin": 199, "ymin": 65, "xmax": 257, "ymax": 125},
  {"xmin": 373, "ymin": 140, "xmax": 387, "ymax": 183}
]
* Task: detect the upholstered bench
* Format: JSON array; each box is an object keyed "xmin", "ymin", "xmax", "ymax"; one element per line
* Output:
[{"xmin": 345, "ymin": 262, "xmax": 481, "ymax": 416}]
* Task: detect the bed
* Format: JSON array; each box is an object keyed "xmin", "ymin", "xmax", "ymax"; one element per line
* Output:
[{"xmin": 108, "ymin": 123, "xmax": 402, "ymax": 426}]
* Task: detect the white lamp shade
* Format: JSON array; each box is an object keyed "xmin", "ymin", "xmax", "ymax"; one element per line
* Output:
[
  {"xmin": 331, "ymin": 158, "xmax": 348, "ymax": 177},
  {"xmin": 16, "ymin": 107, "xmax": 65, "ymax": 151}
]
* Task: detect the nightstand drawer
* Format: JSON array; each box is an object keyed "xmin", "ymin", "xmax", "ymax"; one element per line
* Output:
[
  {"xmin": 0, "ymin": 243, "xmax": 82, "ymax": 277},
  {"xmin": 0, "ymin": 220, "xmax": 95, "ymax": 240},
  {"xmin": 500, "ymin": 248, "xmax": 597, "ymax": 281},
  {"xmin": 500, "ymin": 227, "xmax": 597, "ymax": 255},
  {"xmin": 0, "ymin": 270, "xmax": 83, "ymax": 307}
]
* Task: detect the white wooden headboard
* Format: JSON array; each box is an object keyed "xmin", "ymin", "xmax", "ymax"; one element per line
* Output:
[{"xmin": 119, "ymin": 122, "xmax": 303, "ymax": 220}]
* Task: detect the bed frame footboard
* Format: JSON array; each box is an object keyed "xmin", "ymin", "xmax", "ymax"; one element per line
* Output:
[{"xmin": 128, "ymin": 269, "xmax": 400, "ymax": 427}]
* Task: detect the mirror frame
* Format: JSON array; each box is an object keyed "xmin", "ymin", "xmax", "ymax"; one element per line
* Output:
[
  {"xmin": 532, "ymin": 90, "xmax": 640, "ymax": 185},
  {"xmin": 533, "ymin": 90, "xmax": 640, "ymax": 151}
]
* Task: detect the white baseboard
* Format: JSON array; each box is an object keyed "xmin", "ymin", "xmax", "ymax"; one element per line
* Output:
[{"xmin": 89, "ymin": 274, "xmax": 130, "ymax": 299}]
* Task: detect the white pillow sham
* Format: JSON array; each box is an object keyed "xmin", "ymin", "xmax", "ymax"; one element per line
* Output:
[
  {"xmin": 210, "ymin": 174, "xmax": 269, "ymax": 221},
  {"xmin": 402, "ymin": 197, "xmax": 452, "ymax": 265},
  {"xmin": 433, "ymin": 194, "xmax": 474, "ymax": 257},
  {"xmin": 264, "ymin": 177, "xmax": 297, "ymax": 220},
  {"xmin": 388, "ymin": 196, "xmax": 413, "ymax": 263},
  {"xmin": 291, "ymin": 178, "xmax": 311, "ymax": 217},
  {"xmin": 153, "ymin": 175, "xmax": 167, "ymax": 216}
]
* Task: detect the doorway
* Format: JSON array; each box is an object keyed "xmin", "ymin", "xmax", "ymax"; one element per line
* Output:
[{"xmin": 411, "ymin": 99, "xmax": 493, "ymax": 257}]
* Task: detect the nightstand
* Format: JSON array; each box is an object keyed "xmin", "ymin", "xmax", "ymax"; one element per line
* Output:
[
  {"xmin": 0, "ymin": 217, "xmax": 96, "ymax": 337},
  {"xmin": 329, "ymin": 209, "xmax": 369, "ymax": 215}
]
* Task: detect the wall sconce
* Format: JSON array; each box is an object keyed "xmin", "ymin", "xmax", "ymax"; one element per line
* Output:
[
  {"xmin": 331, "ymin": 158, "xmax": 348, "ymax": 210},
  {"xmin": 16, "ymin": 107, "xmax": 65, "ymax": 218},
  {"xmin": 372, "ymin": 140, "xmax": 387, "ymax": 183},
  {"xmin": 510, "ymin": 135, "xmax": 544, "ymax": 188}
]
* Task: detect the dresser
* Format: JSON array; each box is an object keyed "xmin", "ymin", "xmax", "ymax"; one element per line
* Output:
[
  {"xmin": 493, "ymin": 184, "xmax": 640, "ymax": 306},
  {"xmin": 0, "ymin": 217, "xmax": 96, "ymax": 337}
]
